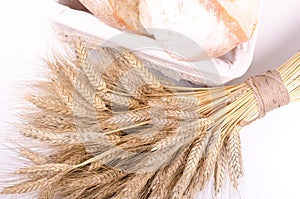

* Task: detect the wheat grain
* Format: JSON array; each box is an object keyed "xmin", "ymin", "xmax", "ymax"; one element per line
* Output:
[
  {"xmin": 19, "ymin": 148, "xmax": 49, "ymax": 165},
  {"xmin": 26, "ymin": 95, "xmax": 72, "ymax": 116},
  {"xmin": 226, "ymin": 127, "xmax": 244, "ymax": 189},
  {"xmin": 16, "ymin": 163, "xmax": 71, "ymax": 175},
  {"xmin": 64, "ymin": 169, "xmax": 125, "ymax": 191},
  {"xmin": 1, "ymin": 177, "xmax": 51, "ymax": 194},
  {"xmin": 75, "ymin": 40, "xmax": 87, "ymax": 65},
  {"xmin": 112, "ymin": 173, "xmax": 153, "ymax": 199},
  {"xmin": 20, "ymin": 129, "xmax": 83, "ymax": 145},
  {"xmin": 199, "ymin": 129, "xmax": 222, "ymax": 190},
  {"xmin": 38, "ymin": 184, "xmax": 55, "ymax": 199},
  {"xmin": 149, "ymin": 145, "xmax": 192, "ymax": 199},
  {"xmin": 48, "ymin": 144, "xmax": 90, "ymax": 165},
  {"xmin": 120, "ymin": 51, "xmax": 162, "ymax": 89},
  {"xmin": 151, "ymin": 119, "xmax": 211, "ymax": 151},
  {"xmin": 27, "ymin": 111, "xmax": 76, "ymax": 132},
  {"xmin": 3, "ymin": 42, "xmax": 299, "ymax": 199},
  {"xmin": 214, "ymin": 144, "xmax": 228, "ymax": 196},
  {"xmin": 170, "ymin": 131, "xmax": 209, "ymax": 198}
]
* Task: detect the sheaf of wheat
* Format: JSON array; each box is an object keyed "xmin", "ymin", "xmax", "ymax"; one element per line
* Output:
[{"xmin": 0, "ymin": 39, "xmax": 299, "ymax": 199}]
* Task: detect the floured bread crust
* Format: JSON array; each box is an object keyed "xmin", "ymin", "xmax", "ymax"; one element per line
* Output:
[
  {"xmin": 78, "ymin": 0, "xmax": 259, "ymax": 61},
  {"xmin": 139, "ymin": 0, "xmax": 259, "ymax": 61},
  {"xmin": 79, "ymin": 0, "xmax": 147, "ymax": 34}
]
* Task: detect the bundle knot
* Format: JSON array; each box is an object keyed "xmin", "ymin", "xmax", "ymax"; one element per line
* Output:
[{"xmin": 244, "ymin": 70, "xmax": 290, "ymax": 125}]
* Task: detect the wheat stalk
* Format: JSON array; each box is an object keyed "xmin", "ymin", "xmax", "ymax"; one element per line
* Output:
[
  {"xmin": 19, "ymin": 148, "xmax": 49, "ymax": 165},
  {"xmin": 226, "ymin": 126, "xmax": 244, "ymax": 189},
  {"xmin": 170, "ymin": 130, "xmax": 210, "ymax": 198},
  {"xmin": 214, "ymin": 144, "xmax": 228, "ymax": 196},
  {"xmin": 149, "ymin": 156, "xmax": 188, "ymax": 198},
  {"xmin": 1, "ymin": 40, "xmax": 299, "ymax": 199},
  {"xmin": 112, "ymin": 173, "xmax": 154, "ymax": 199}
]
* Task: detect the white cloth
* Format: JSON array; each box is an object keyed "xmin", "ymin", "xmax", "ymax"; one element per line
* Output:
[{"xmin": 47, "ymin": 0, "xmax": 258, "ymax": 86}]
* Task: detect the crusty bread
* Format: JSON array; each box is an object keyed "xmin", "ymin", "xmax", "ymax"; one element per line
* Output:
[
  {"xmin": 139, "ymin": 0, "xmax": 259, "ymax": 60},
  {"xmin": 219, "ymin": 0, "xmax": 259, "ymax": 39},
  {"xmin": 79, "ymin": 0, "xmax": 147, "ymax": 34},
  {"xmin": 110, "ymin": 0, "xmax": 147, "ymax": 34},
  {"xmin": 58, "ymin": 0, "xmax": 89, "ymax": 12},
  {"xmin": 78, "ymin": 0, "xmax": 259, "ymax": 61}
]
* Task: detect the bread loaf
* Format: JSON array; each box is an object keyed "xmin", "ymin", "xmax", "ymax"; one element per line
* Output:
[
  {"xmin": 59, "ymin": 0, "xmax": 89, "ymax": 12},
  {"xmin": 78, "ymin": 0, "xmax": 259, "ymax": 61},
  {"xmin": 78, "ymin": 0, "xmax": 147, "ymax": 35}
]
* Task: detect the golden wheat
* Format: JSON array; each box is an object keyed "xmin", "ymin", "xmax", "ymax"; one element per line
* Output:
[{"xmin": 1, "ymin": 40, "xmax": 299, "ymax": 199}]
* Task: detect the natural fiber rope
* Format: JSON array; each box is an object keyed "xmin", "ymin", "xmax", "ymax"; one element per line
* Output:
[{"xmin": 241, "ymin": 70, "xmax": 290, "ymax": 126}]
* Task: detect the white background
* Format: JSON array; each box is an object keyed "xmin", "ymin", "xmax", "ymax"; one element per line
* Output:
[{"xmin": 0, "ymin": 0, "xmax": 300, "ymax": 199}]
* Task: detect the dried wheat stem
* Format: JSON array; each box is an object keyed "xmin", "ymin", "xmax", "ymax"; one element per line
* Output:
[
  {"xmin": 16, "ymin": 163, "xmax": 71, "ymax": 175},
  {"xmin": 149, "ymin": 145, "xmax": 192, "ymax": 199},
  {"xmin": 179, "ymin": 128, "xmax": 219, "ymax": 198},
  {"xmin": 53, "ymin": 78, "xmax": 74, "ymax": 110},
  {"xmin": 97, "ymin": 91, "xmax": 140, "ymax": 109},
  {"xmin": 27, "ymin": 112, "xmax": 76, "ymax": 132},
  {"xmin": 21, "ymin": 129, "xmax": 81, "ymax": 145},
  {"xmin": 121, "ymin": 51, "xmax": 162, "ymax": 89},
  {"xmin": 112, "ymin": 173, "xmax": 153, "ymax": 199},
  {"xmin": 6, "ymin": 42, "xmax": 299, "ymax": 199},
  {"xmin": 151, "ymin": 119, "xmax": 211, "ymax": 151},
  {"xmin": 107, "ymin": 108, "xmax": 149, "ymax": 124},
  {"xmin": 19, "ymin": 148, "xmax": 49, "ymax": 165},
  {"xmin": 48, "ymin": 144, "xmax": 89, "ymax": 165},
  {"xmin": 38, "ymin": 184, "xmax": 55, "ymax": 199},
  {"xmin": 75, "ymin": 40, "xmax": 87, "ymax": 65},
  {"xmin": 65, "ymin": 169, "xmax": 125, "ymax": 191},
  {"xmin": 199, "ymin": 129, "xmax": 222, "ymax": 190},
  {"xmin": 1, "ymin": 177, "xmax": 53, "ymax": 194},
  {"xmin": 26, "ymin": 95, "xmax": 72, "ymax": 116},
  {"xmin": 226, "ymin": 126, "xmax": 244, "ymax": 189},
  {"xmin": 214, "ymin": 144, "xmax": 228, "ymax": 196},
  {"xmin": 148, "ymin": 94, "xmax": 201, "ymax": 110},
  {"xmin": 92, "ymin": 178, "xmax": 126, "ymax": 199},
  {"xmin": 71, "ymin": 72, "xmax": 106, "ymax": 110},
  {"xmin": 170, "ymin": 130, "xmax": 209, "ymax": 198}
]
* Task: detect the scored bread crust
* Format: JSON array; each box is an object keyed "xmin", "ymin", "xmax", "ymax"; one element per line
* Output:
[
  {"xmin": 79, "ymin": 0, "xmax": 147, "ymax": 35},
  {"xmin": 199, "ymin": 0, "xmax": 249, "ymax": 43},
  {"xmin": 109, "ymin": 0, "xmax": 147, "ymax": 34},
  {"xmin": 139, "ymin": 0, "xmax": 259, "ymax": 60},
  {"xmin": 196, "ymin": 0, "xmax": 255, "ymax": 58},
  {"xmin": 79, "ymin": 0, "xmax": 128, "ymax": 30},
  {"xmin": 78, "ymin": 0, "xmax": 258, "ymax": 61}
]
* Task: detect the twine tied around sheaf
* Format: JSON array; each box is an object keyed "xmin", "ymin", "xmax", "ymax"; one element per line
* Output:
[{"xmin": 241, "ymin": 70, "xmax": 290, "ymax": 126}]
